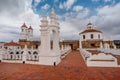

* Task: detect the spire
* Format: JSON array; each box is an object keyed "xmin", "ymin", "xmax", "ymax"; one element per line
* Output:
[
  {"xmin": 28, "ymin": 25, "xmax": 33, "ymax": 30},
  {"xmin": 50, "ymin": 8, "xmax": 56, "ymax": 19},
  {"xmin": 50, "ymin": 8, "xmax": 58, "ymax": 26},
  {"xmin": 21, "ymin": 23, "xmax": 27, "ymax": 28},
  {"xmin": 41, "ymin": 15, "xmax": 48, "ymax": 27}
]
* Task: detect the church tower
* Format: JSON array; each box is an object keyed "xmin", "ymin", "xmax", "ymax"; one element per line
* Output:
[
  {"xmin": 27, "ymin": 25, "xmax": 33, "ymax": 41},
  {"xmin": 20, "ymin": 23, "xmax": 28, "ymax": 41}
]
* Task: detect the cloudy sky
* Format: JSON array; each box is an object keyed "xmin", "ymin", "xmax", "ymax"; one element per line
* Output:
[{"xmin": 0, "ymin": 0, "xmax": 120, "ymax": 42}]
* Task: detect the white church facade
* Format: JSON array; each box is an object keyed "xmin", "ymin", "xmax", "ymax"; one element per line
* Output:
[
  {"xmin": 79, "ymin": 22, "xmax": 120, "ymax": 67},
  {"xmin": 0, "ymin": 8, "xmax": 71, "ymax": 65}
]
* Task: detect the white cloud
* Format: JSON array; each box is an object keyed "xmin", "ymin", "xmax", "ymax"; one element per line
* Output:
[
  {"xmin": 0, "ymin": 0, "xmax": 40, "ymax": 41},
  {"xmin": 41, "ymin": 4, "xmax": 50, "ymax": 10},
  {"xmin": 92, "ymin": 0, "xmax": 100, "ymax": 2},
  {"xmin": 59, "ymin": 0, "xmax": 76, "ymax": 10},
  {"xmin": 65, "ymin": 0, "xmax": 76, "ymax": 10},
  {"xmin": 59, "ymin": 3, "xmax": 64, "ymax": 9},
  {"xmin": 58, "ymin": 7, "xmax": 90, "ymax": 40},
  {"xmin": 104, "ymin": 0, "xmax": 116, "ymax": 4},
  {"xmin": 104, "ymin": 0, "xmax": 113, "ymax": 2},
  {"xmin": 91, "ymin": 2, "xmax": 120, "ymax": 39},
  {"xmin": 34, "ymin": 0, "xmax": 41, "ymax": 7},
  {"xmin": 73, "ymin": 6, "xmax": 83, "ymax": 12}
]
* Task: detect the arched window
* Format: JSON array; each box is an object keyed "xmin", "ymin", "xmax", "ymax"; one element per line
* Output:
[
  {"xmin": 36, "ymin": 45, "xmax": 38, "ymax": 49},
  {"xmin": 28, "ymin": 51, "xmax": 31, "ymax": 54},
  {"xmin": 98, "ymin": 34, "xmax": 100, "ymax": 39},
  {"xmin": 91, "ymin": 34, "xmax": 93, "ymax": 39},
  {"xmin": 21, "ymin": 51, "xmax": 23, "ymax": 54},
  {"xmin": 83, "ymin": 35, "xmax": 85, "ymax": 39},
  {"xmin": 33, "ymin": 52, "xmax": 38, "ymax": 54},
  {"xmin": 10, "ymin": 52, "xmax": 14, "ymax": 54},
  {"xmin": 16, "ymin": 52, "xmax": 19, "ymax": 54},
  {"xmin": 22, "ymin": 29, "xmax": 24, "ymax": 32}
]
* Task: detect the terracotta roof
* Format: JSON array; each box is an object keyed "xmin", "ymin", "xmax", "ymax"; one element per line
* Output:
[
  {"xmin": 21, "ymin": 23, "xmax": 27, "ymax": 28},
  {"xmin": 80, "ymin": 29, "xmax": 102, "ymax": 34},
  {"xmin": 4, "ymin": 41, "xmax": 20, "ymax": 46},
  {"xmin": 28, "ymin": 26, "xmax": 33, "ymax": 30}
]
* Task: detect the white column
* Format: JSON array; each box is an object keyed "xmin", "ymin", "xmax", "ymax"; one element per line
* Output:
[
  {"xmin": 0, "ymin": 46, "xmax": 5, "ymax": 61},
  {"xmin": 79, "ymin": 40, "xmax": 82, "ymax": 49},
  {"xmin": 113, "ymin": 44, "xmax": 116, "ymax": 49},
  {"xmin": 100, "ymin": 42, "xmax": 103, "ymax": 49},
  {"xmin": 22, "ymin": 45, "xmax": 28, "ymax": 62},
  {"xmin": 0, "ymin": 50, "xmax": 2, "ymax": 61},
  {"xmin": 40, "ymin": 16, "xmax": 50, "ymax": 54},
  {"xmin": 53, "ymin": 31, "xmax": 59, "ymax": 52}
]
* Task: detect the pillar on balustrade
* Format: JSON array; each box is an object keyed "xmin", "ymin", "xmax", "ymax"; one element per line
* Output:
[
  {"xmin": 40, "ymin": 15, "xmax": 50, "ymax": 54},
  {"xmin": 104, "ymin": 43, "xmax": 110, "ymax": 49},
  {"xmin": 0, "ymin": 46, "xmax": 5, "ymax": 61},
  {"xmin": 113, "ymin": 43, "xmax": 117, "ymax": 49},
  {"xmin": 100, "ymin": 41, "xmax": 103, "ymax": 49},
  {"xmin": 0, "ymin": 49, "xmax": 2, "ymax": 61},
  {"xmin": 61, "ymin": 45, "xmax": 64, "ymax": 50},
  {"xmin": 22, "ymin": 45, "xmax": 28, "ymax": 63},
  {"xmin": 50, "ymin": 8, "xmax": 60, "ymax": 53},
  {"xmin": 79, "ymin": 40, "xmax": 82, "ymax": 49}
]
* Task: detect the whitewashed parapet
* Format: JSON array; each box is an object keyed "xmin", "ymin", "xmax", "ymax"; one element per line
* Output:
[
  {"xmin": 60, "ymin": 45, "xmax": 71, "ymax": 59},
  {"xmin": 98, "ymin": 48, "xmax": 120, "ymax": 55},
  {"xmin": 79, "ymin": 49, "xmax": 91, "ymax": 62},
  {"xmin": 87, "ymin": 53, "xmax": 118, "ymax": 67}
]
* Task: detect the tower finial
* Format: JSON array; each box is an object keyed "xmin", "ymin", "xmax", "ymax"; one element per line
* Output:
[
  {"xmin": 87, "ymin": 22, "xmax": 93, "ymax": 29},
  {"xmin": 52, "ymin": 0, "xmax": 55, "ymax": 9}
]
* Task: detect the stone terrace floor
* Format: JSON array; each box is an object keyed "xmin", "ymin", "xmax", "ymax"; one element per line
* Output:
[{"xmin": 0, "ymin": 50, "xmax": 120, "ymax": 80}]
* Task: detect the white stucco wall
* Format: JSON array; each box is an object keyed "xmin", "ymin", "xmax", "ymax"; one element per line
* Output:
[{"xmin": 80, "ymin": 32, "xmax": 103, "ymax": 41}]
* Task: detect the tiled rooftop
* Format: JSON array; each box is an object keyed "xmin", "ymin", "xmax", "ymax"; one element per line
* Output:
[{"xmin": 0, "ymin": 50, "xmax": 120, "ymax": 80}]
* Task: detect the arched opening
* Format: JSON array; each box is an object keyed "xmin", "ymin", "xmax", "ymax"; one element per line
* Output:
[
  {"xmin": 10, "ymin": 52, "xmax": 14, "ymax": 60},
  {"xmin": 16, "ymin": 52, "xmax": 19, "ymax": 54},
  {"xmin": 33, "ymin": 52, "xmax": 38, "ymax": 61},
  {"xmin": 33, "ymin": 51, "xmax": 38, "ymax": 54},
  {"xmin": 23, "ymin": 61, "xmax": 25, "ymax": 64},
  {"xmin": 50, "ymin": 29, "xmax": 59, "ymax": 52},
  {"xmin": 54, "ymin": 62, "xmax": 56, "ymax": 66},
  {"xmin": 83, "ymin": 35, "xmax": 85, "ymax": 39},
  {"xmin": 50, "ymin": 30, "xmax": 54, "ymax": 49},
  {"xmin": 91, "ymin": 34, "xmax": 94, "ymax": 39},
  {"xmin": 28, "ymin": 51, "xmax": 31, "ymax": 54},
  {"xmin": 69, "ymin": 44, "xmax": 73, "ymax": 50},
  {"xmin": 21, "ymin": 51, "xmax": 23, "ymax": 54},
  {"xmin": 21, "ymin": 51, "xmax": 24, "ymax": 59},
  {"xmin": 91, "ymin": 43, "xmax": 95, "ymax": 47},
  {"xmin": 36, "ymin": 45, "xmax": 38, "ymax": 49},
  {"xmin": 16, "ymin": 52, "xmax": 19, "ymax": 60},
  {"xmin": 98, "ymin": 34, "xmax": 100, "ymax": 39}
]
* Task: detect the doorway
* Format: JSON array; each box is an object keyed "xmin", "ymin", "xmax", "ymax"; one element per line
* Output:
[
  {"xmin": 69, "ymin": 44, "xmax": 73, "ymax": 50},
  {"xmin": 91, "ymin": 43, "xmax": 95, "ymax": 47}
]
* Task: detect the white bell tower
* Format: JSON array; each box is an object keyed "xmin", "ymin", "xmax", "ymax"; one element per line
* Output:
[
  {"xmin": 20, "ymin": 23, "xmax": 28, "ymax": 41},
  {"xmin": 27, "ymin": 25, "xmax": 33, "ymax": 41}
]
